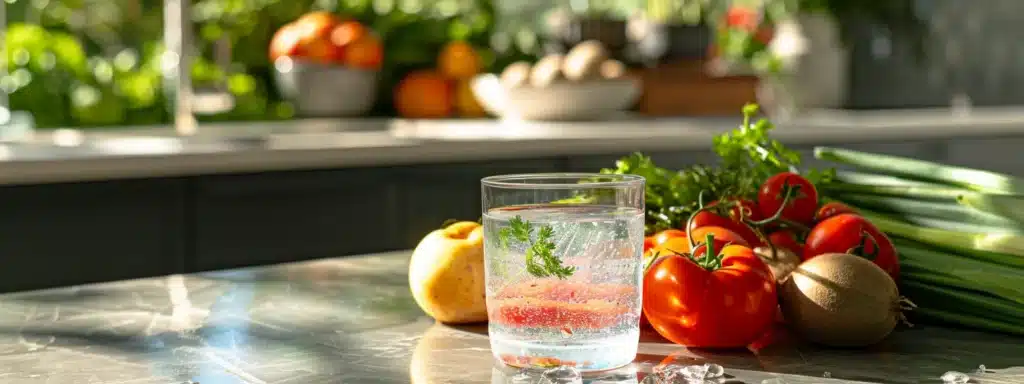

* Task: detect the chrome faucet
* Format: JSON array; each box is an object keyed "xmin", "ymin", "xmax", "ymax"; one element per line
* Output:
[{"xmin": 163, "ymin": 0, "xmax": 197, "ymax": 135}]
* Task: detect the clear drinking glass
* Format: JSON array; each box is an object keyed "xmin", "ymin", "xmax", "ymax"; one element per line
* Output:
[{"xmin": 481, "ymin": 173, "xmax": 645, "ymax": 372}]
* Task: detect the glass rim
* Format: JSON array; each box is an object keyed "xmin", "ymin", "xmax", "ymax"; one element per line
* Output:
[{"xmin": 481, "ymin": 173, "xmax": 644, "ymax": 189}]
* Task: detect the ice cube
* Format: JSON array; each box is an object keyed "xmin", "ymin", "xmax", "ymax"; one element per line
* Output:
[
  {"xmin": 541, "ymin": 366, "xmax": 582, "ymax": 384},
  {"xmin": 941, "ymin": 371, "xmax": 970, "ymax": 384},
  {"xmin": 703, "ymin": 364, "xmax": 725, "ymax": 379},
  {"xmin": 511, "ymin": 370, "xmax": 536, "ymax": 384}
]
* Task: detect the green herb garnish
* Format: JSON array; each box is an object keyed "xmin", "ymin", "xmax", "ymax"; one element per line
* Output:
[
  {"xmin": 498, "ymin": 216, "xmax": 575, "ymax": 279},
  {"xmin": 600, "ymin": 103, "xmax": 834, "ymax": 234}
]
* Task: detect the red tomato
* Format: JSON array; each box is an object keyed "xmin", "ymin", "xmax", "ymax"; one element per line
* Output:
[
  {"xmin": 643, "ymin": 244, "xmax": 777, "ymax": 347},
  {"xmin": 643, "ymin": 236, "xmax": 655, "ymax": 253},
  {"xmin": 767, "ymin": 230, "xmax": 803, "ymax": 255},
  {"xmin": 814, "ymin": 201, "xmax": 858, "ymax": 222},
  {"xmin": 688, "ymin": 210, "xmax": 762, "ymax": 247},
  {"xmin": 653, "ymin": 229, "xmax": 687, "ymax": 247},
  {"xmin": 803, "ymin": 213, "xmax": 900, "ymax": 280},
  {"xmin": 689, "ymin": 226, "xmax": 750, "ymax": 248},
  {"xmin": 758, "ymin": 172, "xmax": 819, "ymax": 224},
  {"xmin": 724, "ymin": 198, "xmax": 765, "ymax": 222},
  {"xmin": 651, "ymin": 236, "xmax": 690, "ymax": 256}
]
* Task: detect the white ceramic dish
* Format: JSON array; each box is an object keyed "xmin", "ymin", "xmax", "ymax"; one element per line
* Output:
[{"xmin": 470, "ymin": 74, "xmax": 641, "ymax": 121}]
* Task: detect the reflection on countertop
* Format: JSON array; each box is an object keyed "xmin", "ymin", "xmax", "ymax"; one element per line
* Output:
[
  {"xmin": 0, "ymin": 251, "xmax": 1020, "ymax": 383},
  {"xmin": 1, "ymin": 107, "xmax": 1024, "ymax": 185}
]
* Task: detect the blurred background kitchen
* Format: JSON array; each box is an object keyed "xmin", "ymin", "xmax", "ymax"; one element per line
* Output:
[{"xmin": 0, "ymin": 0, "xmax": 1020, "ymax": 292}]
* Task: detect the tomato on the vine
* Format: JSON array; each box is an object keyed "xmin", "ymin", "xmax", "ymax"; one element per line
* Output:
[
  {"xmin": 814, "ymin": 201, "xmax": 857, "ymax": 222},
  {"xmin": 643, "ymin": 244, "xmax": 777, "ymax": 347},
  {"xmin": 757, "ymin": 172, "xmax": 819, "ymax": 224},
  {"xmin": 689, "ymin": 226, "xmax": 750, "ymax": 248},
  {"xmin": 688, "ymin": 210, "xmax": 762, "ymax": 246},
  {"xmin": 803, "ymin": 213, "xmax": 899, "ymax": 280},
  {"xmin": 719, "ymin": 198, "xmax": 764, "ymax": 222},
  {"xmin": 653, "ymin": 229, "xmax": 687, "ymax": 246},
  {"xmin": 767, "ymin": 230, "xmax": 803, "ymax": 255}
]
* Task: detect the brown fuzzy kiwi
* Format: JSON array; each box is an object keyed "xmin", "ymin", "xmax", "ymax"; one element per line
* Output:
[{"xmin": 779, "ymin": 252, "xmax": 914, "ymax": 347}]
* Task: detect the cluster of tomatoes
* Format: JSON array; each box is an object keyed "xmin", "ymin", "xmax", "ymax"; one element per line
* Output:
[{"xmin": 640, "ymin": 172, "xmax": 899, "ymax": 348}]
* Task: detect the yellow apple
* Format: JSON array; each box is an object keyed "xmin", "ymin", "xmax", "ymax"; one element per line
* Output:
[{"xmin": 408, "ymin": 221, "xmax": 488, "ymax": 324}]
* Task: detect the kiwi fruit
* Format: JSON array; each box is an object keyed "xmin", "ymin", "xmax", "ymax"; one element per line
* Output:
[
  {"xmin": 530, "ymin": 54, "xmax": 566, "ymax": 87},
  {"xmin": 562, "ymin": 40, "xmax": 609, "ymax": 82},
  {"xmin": 779, "ymin": 253, "xmax": 906, "ymax": 347}
]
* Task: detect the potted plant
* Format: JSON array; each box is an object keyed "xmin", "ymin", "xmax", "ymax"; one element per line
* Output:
[{"xmin": 709, "ymin": 0, "xmax": 926, "ymax": 115}]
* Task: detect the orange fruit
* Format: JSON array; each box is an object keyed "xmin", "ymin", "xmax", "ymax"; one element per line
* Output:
[
  {"xmin": 269, "ymin": 23, "xmax": 302, "ymax": 61},
  {"xmin": 331, "ymin": 21, "xmax": 369, "ymax": 47},
  {"xmin": 296, "ymin": 11, "xmax": 343, "ymax": 36},
  {"xmin": 453, "ymin": 79, "xmax": 486, "ymax": 117},
  {"xmin": 437, "ymin": 41, "xmax": 481, "ymax": 80},
  {"xmin": 344, "ymin": 34, "xmax": 384, "ymax": 70},
  {"xmin": 301, "ymin": 38, "xmax": 345, "ymax": 64},
  {"xmin": 394, "ymin": 71, "xmax": 453, "ymax": 118}
]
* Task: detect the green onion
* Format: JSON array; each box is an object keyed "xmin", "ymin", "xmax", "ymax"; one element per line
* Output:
[
  {"xmin": 835, "ymin": 194, "xmax": 1021, "ymax": 230},
  {"xmin": 957, "ymin": 193, "xmax": 1024, "ymax": 226},
  {"xmin": 901, "ymin": 279, "xmax": 1023, "ymax": 325},
  {"xmin": 821, "ymin": 183, "xmax": 968, "ymax": 202},
  {"xmin": 833, "ymin": 171, "xmax": 947, "ymax": 188},
  {"xmin": 910, "ymin": 307, "xmax": 1024, "ymax": 336},
  {"xmin": 859, "ymin": 211, "xmax": 1024, "ymax": 268},
  {"xmin": 815, "ymin": 146, "xmax": 1024, "ymax": 194}
]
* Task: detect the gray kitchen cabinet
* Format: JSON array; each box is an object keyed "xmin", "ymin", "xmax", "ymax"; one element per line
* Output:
[
  {"xmin": 944, "ymin": 136, "xmax": 1024, "ymax": 176},
  {"xmin": 0, "ymin": 179, "xmax": 186, "ymax": 292},
  {"xmin": 192, "ymin": 168, "xmax": 401, "ymax": 272}
]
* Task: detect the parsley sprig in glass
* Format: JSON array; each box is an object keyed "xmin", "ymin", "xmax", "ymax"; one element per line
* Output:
[{"xmin": 498, "ymin": 216, "xmax": 575, "ymax": 279}]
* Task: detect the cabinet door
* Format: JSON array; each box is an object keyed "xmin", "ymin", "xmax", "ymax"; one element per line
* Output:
[
  {"xmin": 193, "ymin": 168, "xmax": 400, "ymax": 272},
  {"xmin": 0, "ymin": 179, "xmax": 186, "ymax": 292},
  {"xmin": 397, "ymin": 158, "xmax": 565, "ymax": 248}
]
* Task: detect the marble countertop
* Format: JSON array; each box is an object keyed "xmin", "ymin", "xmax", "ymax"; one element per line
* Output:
[
  {"xmin": 1, "ymin": 107, "xmax": 1024, "ymax": 185},
  {"xmin": 0, "ymin": 251, "xmax": 1020, "ymax": 384}
]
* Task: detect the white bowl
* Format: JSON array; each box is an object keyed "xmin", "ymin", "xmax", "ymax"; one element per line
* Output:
[
  {"xmin": 470, "ymin": 74, "xmax": 641, "ymax": 121},
  {"xmin": 273, "ymin": 57, "xmax": 378, "ymax": 117}
]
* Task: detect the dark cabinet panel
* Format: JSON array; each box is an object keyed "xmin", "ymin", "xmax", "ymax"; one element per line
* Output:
[
  {"xmin": 396, "ymin": 158, "xmax": 565, "ymax": 248},
  {"xmin": 0, "ymin": 179, "xmax": 185, "ymax": 292},
  {"xmin": 192, "ymin": 168, "xmax": 400, "ymax": 272},
  {"xmin": 567, "ymin": 151, "xmax": 719, "ymax": 172}
]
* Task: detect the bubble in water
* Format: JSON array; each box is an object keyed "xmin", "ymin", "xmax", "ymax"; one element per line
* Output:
[
  {"xmin": 976, "ymin": 364, "xmax": 987, "ymax": 374},
  {"xmin": 542, "ymin": 366, "xmax": 582, "ymax": 384},
  {"xmin": 941, "ymin": 371, "xmax": 970, "ymax": 384},
  {"xmin": 823, "ymin": 371, "xmax": 832, "ymax": 378}
]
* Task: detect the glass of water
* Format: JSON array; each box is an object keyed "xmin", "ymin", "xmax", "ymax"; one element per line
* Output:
[{"xmin": 481, "ymin": 173, "xmax": 645, "ymax": 372}]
